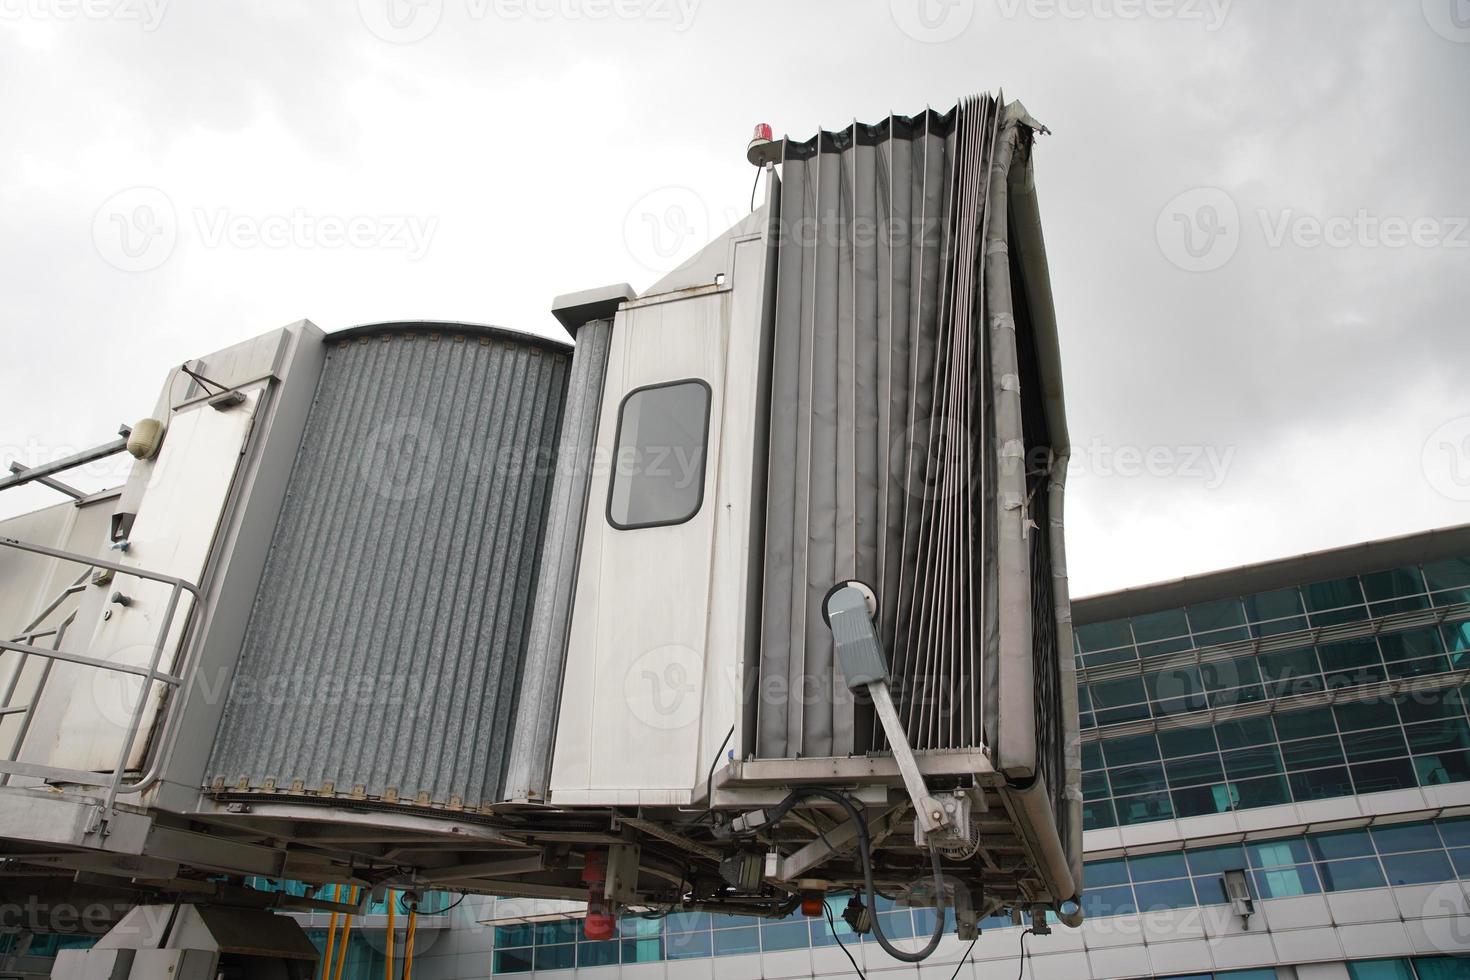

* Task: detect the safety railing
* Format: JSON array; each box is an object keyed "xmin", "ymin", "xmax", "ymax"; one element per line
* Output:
[{"xmin": 0, "ymin": 536, "xmax": 204, "ymax": 832}]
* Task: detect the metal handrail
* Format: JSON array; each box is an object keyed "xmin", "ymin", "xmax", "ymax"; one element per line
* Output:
[{"xmin": 0, "ymin": 536, "xmax": 205, "ymax": 828}]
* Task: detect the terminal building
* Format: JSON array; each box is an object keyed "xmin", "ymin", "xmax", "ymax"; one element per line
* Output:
[{"xmin": 11, "ymin": 522, "xmax": 1467, "ymax": 980}]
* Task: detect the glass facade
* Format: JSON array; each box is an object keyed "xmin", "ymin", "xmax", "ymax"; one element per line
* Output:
[
  {"xmin": 491, "ymin": 894, "xmax": 967, "ymax": 974},
  {"xmin": 488, "ymin": 818, "xmax": 1470, "ymax": 973},
  {"xmin": 1083, "ymin": 817, "xmax": 1470, "ymax": 916},
  {"xmin": 1350, "ymin": 959, "xmax": 1470, "ymax": 980},
  {"xmin": 1075, "ymin": 557, "xmax": 1470, "ymax": 674},
  {"xmin": 1078, "ymin": 555, "xmax": 1470, "ymax": 831}
]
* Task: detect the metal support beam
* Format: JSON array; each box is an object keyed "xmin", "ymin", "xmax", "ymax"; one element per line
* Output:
[
  {"xmin": 767, "ymin": 806, "xmax": 901, "ymax": 883},
  {"xmin": 0, "ymin": 428, "xmax": 130, "ymax": 493},
  {"xmin": 7, "ymin": 462, "xmax": 84, "ymax": 500},
  {"xmin": 429, "ymin": 854, "xmax": 546, "ymax": 883}
]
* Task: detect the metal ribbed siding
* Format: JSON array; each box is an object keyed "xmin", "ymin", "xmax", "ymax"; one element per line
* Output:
[
  {"xmin": 502, "ymin": 318, "xmax": 613, "ymax": 803},
  {"xmin": 207, "ymin": 325, "xmax": 570, "ymax": 810}
]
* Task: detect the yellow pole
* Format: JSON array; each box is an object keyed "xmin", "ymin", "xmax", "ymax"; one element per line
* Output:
[
  {"xmin": 332, "ymin": 886, "xmax": 358, "ymax": 980},
  {"xmin": 320, "ymin": 884, "xmax": 341, "ymax": 980},
  {"xmin": 385, "ymin": 891, "xmax": 395, "ymax": 980},
  {"xmin": 401, "ymin": 904, "xmax": 418, "ymax": 980}
]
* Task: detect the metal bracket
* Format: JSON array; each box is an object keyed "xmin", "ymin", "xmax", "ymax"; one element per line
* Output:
[
  {"xmin": 824, "ymin": 582, "xmax": 949, "ymax": 835},
  {"xmin": 84, "ymin": 803, "xmax": 113, "ymax": 839}
]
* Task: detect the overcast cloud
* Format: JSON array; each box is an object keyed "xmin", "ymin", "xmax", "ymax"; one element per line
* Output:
[{"xmin": 1, "ymin": 0, "xmax": 1466, "ymax": 595}]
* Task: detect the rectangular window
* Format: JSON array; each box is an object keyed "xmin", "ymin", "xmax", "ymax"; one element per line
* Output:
[
  {"xmin": 1319, "ymin": 857, "xmax": 1387, "ymax": 891},
  {"xmin": 607, "ymin": 379, "xmax": 711, "ymax": 529},
  {"xmin": 1347, "ymin": 960, "xmax": 1416, "ymax": 980}
]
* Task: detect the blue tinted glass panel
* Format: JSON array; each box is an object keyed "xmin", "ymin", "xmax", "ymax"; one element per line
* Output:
[
  {"xmin": 1187, "ymin": 598, "xmax": 1249, "ymax": 642},
  {"xmin": 1335, "ymin": 700, "xmax": 1401, "ymax": 732},
  {"xmin": 1159, "ymin": 726, "xmax": 1218, "ymax": 759},
  {"xmin": 1247, "ymin": 839, "xmax": 1310, "ymax": 868},
  {"xmin": 1109, "ymin": 764, "xmax": 1168, "ymax": 796},
  {"xmin": 871, "ymin": 911, "xmax": 914, "ymax": 940},
  {"xmin": 1275, "ymin": 706, "xmax": 1337, "ymax": 740},
  {"xmin": 1103, "ymin": 733, "xmax": 1161, "ymax": 766},
  {"xmin": 1412, "ymin": 958, "xmax": 1470, "ymax": 980},
  {"xmin": 1311, "ymin": 828, "xmax": 1375, "ymax": 859},
  {"xmin": 1343, "ymin": 728, "xmax": 1408, "ymax": 764},
  {"xmin": 1167, "ymin": 755, "xmax": 1225, "ymax": 787},
  {"xmin": 665, "ymin": 931, "xmax": 712, "ymax": 960},
  {"xmin": 1087, "ymin": 858, "xmax": 1131, "ymax": 887},
  {"xmin": 578, "ymin": 941, "xmax": 620, "ymax": 966},
  {"xmin": 1082, "ymin": 742, "xmax": 1104, "ymax": 770},
  {"xmin": 621, "ymin": 938, "xmax": 663, "ymax": 963},
  {"xmin": 496, "ymin": 924, "xmax": 536, "ymax": 948},
  {"xmin": 1282, "ymin": 736, "xmax": 1345, "ymax": 769},
  {"xmin": 494, "ymin": 948, "xmax": 535, "ymax": 974},
  {"xmin": 1423, "ymin": 558, "xmax": 1470, "ymax": 591},
  {"xmin": 1252, "ymin": 864, "xmax": 1320, "ymax": 897},
  {"xmin": 1186, "ymin": 845, "xmax": 1247, "ymax": 875},
  {"xmin": 1352, "ymin": 758, "xmax": 1417, "ymax": 794},
  {"xmin": 1080, "ymin": 885, "xmax": 1137, "ymax": 919},
  {"xmin": 1319, "ymin": 858, "xmax": 1387, "ymax": 891},
  {"xmin": 1438, "ymin": 817, "xmax": 1470, "ymax": 848},
  {"xmin": 664, "ymin": 911, "xmax": 710, "ymax": 932},
  {"xmin": 1115, "ymin": 792, "xmax": 1174, "ymax": 825},
  {"xmin": 1289, "ymin": 767, "xmax": 1355, "ymax": 801},
  {"xmin": 1129, "ymin": 852, "xmax": 1190, "ymax": 881},
  {"xmin": 712, "ymin": 927, "xmax": 759, "ymax": 956},
  {"xmin": 535, "ymin": 945, "xmax": 576, "ymax": 970},
  {"xmin": 1134, "ymin": 878, "xmax": 1197, "ymax": 910},
  {"xmin": 1223, "ymin": 746, "xmax": 1283, "ymax": 779},
  {"xmin": 1083, "ymin": 799, "xmax": 1116, "ymax": 830},
  {"xmin": 1234, "ymin": 774, "xmax": 1291, "ymax": 808},
  {"xmin": 1381, "ymin": 851, "xmax": 1455, "ymax": 885},
  {"xmin": 758, "ymin": 921, "xmax": 810, "ymax": 951},
  {"xmin": 1217, "ymin": 715, "xmax": 1275, "ymax": 749},
  {"xmin": 1173, "ymin": 784, "xmax": 1235, "ymax": 817},
  {"xmin": 1347, "ymin": 961, "xmax": 1415, "ymax": 980},
  {"xmin": 1416, "ymin": 750, "xmax": 1470, "ymax": 785},
  {"xmin": 1131, "ymin": 608, "xmax": 1190, "ymax": 644},
  {"xmin": 1371, "ymin": 822, "xmax": 1442, "ymax": 853},
  {"xmin": 1245, "ymin": 588, "xmax": 1307, "ymax": 635},
  {"xmin": 535, "ymin": 920, "xmax": 580, "ymax": 945}
]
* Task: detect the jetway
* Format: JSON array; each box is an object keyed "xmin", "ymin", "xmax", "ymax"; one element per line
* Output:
[{"xmin": 0, "ymin": 93, "xmax": 1080, "ymax": 966}]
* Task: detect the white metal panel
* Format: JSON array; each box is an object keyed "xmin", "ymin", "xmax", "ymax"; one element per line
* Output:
[
  {"xmin": 0, "ymin": 495, "xmax": 115, "ymax": 752},
  {"xmin": 550, "ymin": 291, "xmax": 729, "ymax": 800},
  {"xmin": 23, "ymin": 390, "xmax": 260, "ymax": 773}
]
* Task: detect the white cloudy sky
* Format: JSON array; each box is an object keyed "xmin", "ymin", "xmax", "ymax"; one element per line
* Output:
[{"xmin": 1, "ymin": 0, "xmax": 1466, "ymax": 595}]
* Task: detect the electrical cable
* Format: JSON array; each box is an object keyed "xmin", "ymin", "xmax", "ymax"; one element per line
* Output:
[
  {"xmin": 947, "ymin": 934, "xmax": 978, "ymax": 980},
  {"xmin": 1015, "ymin": 927, "xmax": 1034, "ymax": 980},
  {"xmin": 706, "ymin": 725, "xmax": 733, "ymax": 812},
  {"xmin": 749, "ymin": 166, "xmax": 762, "ymax": 212},
  {"xmin": 734, "ymin": 786, "xmax": 946, "ymax": 963},
  {"xmin": 823, "ymin": 901, "xmax": 867, "ymax": 980},
  {"xmin": 400, "ymin": 892, "xmax": 466, "ymax": 915},
  {"xmin": 942, "ymin": 923, "xmax": 1033, "ymax": 980}
]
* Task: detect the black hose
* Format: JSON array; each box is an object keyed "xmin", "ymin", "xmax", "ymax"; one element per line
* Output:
[
  {"xmin": 739, "ymin": 786, "xmax": 946, "ymax": 963},
  {"xmin": 706, "ymin": 726, "xmax": 734, "ymax": 813}
]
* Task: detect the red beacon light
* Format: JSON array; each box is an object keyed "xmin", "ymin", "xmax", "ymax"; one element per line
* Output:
[{"xmin": 747, "ymin": 122, "xmax": 779, "ymax": 167}]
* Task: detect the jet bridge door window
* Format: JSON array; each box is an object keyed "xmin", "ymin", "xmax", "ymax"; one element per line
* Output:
[{"xmin": 607, "ymin": 378, "xmax": 711, "ymax": 530}]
